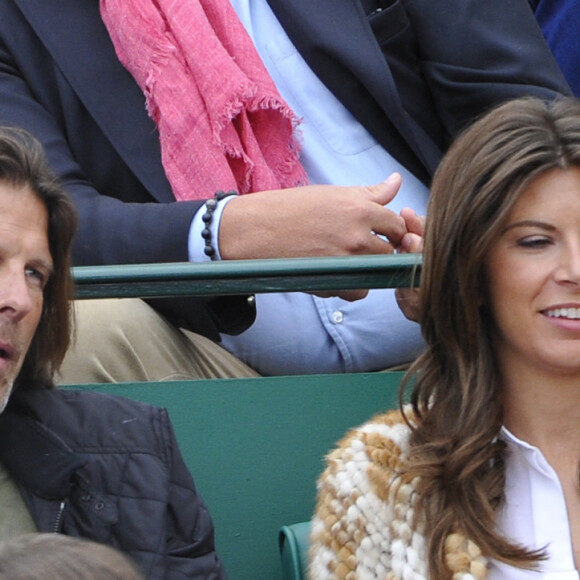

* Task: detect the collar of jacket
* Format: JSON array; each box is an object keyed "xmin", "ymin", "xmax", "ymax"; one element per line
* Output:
[
  {"xmin": 0, "ymin": 389, "xmax": 87, "ymax": 500},
  {"xmin": 265, "ymin": 0, "xmax": 440, "ymax": 182}
]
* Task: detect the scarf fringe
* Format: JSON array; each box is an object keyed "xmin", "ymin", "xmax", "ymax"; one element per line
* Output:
[{"xmin": 101, "ymin": 0, "xmax": 308, "ymax": 200}]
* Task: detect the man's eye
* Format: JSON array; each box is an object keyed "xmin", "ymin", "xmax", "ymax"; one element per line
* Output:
[{"xmin": 25, "ymin": 268, "xmax": 48, "ymax": 288}]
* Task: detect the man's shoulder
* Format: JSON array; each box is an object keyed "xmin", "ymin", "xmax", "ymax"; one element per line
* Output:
[
  {"xmin": 22, "ymin": 386, "xmax": 161, "ymax": 414},
  {"xmin": 13, "ymin": 388, "xmax": 170, "ymax": 454}
]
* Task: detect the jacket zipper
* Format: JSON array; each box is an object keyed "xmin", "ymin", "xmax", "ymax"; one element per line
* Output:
[{"xmin": 53, "ymin": 500, "xmax": 66, "ymax": 533}]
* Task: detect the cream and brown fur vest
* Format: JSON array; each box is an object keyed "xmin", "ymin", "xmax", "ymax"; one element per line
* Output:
[{"xmin": 309, "ymin": 409, "xmax": 488, "ymax": 579}]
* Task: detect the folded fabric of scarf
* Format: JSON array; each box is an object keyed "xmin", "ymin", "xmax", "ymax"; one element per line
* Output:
[{"xmin": 100, "ymin": 0, "xmax": 308, "ymax": 200}]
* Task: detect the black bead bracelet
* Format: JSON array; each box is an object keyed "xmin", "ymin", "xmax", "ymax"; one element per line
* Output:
[{"xmin": 202, "ymin": 190, "xmax": 238, "ymax": 260}]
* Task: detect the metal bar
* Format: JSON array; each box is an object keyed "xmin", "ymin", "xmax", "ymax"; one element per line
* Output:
[{"xmin": 73, "ymin": 254, "xmax": 422, "ymax": 299}]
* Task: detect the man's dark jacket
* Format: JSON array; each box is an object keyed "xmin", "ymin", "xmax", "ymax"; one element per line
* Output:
[
  {"xmin": 0, "ymin": 0, "xmax": 570, "ymax": 338},
  {"xmin": 0, "ymin": 388, "xmax": 226, "ymax": 580}
]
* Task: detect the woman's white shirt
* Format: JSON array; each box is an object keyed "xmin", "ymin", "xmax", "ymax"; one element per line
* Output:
[{"xmin": 489, "ymin": 428, "xmax": 579, "ymax": 579}]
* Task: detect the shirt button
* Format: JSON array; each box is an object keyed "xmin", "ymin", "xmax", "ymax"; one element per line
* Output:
[{"xmin": 332, "ymin": 310, "xmax": 344, "ymax": 324}]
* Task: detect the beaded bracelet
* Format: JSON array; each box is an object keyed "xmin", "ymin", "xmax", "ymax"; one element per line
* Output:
[{"xmin": 202, "ymin": 190, "xmax": 239, "ymax": 260}]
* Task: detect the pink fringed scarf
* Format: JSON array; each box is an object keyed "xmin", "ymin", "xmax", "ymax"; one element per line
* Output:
[{"xmin": 100, "ymin": 0, "xmax": 308, "ymax": 200}]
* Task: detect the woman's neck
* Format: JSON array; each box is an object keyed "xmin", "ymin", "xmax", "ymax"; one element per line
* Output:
[{"xmin": 502, "ymin": 362, "xmax": 580, "ymax": 460}]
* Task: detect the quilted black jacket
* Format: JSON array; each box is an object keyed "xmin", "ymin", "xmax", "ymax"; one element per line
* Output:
[{"xmin": 0, "ymin": 388, "xmax": 227, "ymax": 580}]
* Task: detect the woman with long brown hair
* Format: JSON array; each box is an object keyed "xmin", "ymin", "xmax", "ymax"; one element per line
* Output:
[{"xmin": 310, "ymin": 96, "xmax": 580, "ymax": 579}]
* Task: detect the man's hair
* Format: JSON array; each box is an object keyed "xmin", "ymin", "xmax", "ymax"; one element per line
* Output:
[
  {"xmin": 0, "ymin": 533, "xmax": 143, "ymax": 580},
  {"xmin": 401, "ymin": 96, "xmax": 580, "ymax": 577},
  {"xmin": 0, "ymin": 126, "xmax": 77, "ymax": 389}
]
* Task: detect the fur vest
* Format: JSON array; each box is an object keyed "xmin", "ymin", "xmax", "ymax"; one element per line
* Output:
[{"xmin": 309, "ymin": 409, "xmax": 488, "ymax": 579}]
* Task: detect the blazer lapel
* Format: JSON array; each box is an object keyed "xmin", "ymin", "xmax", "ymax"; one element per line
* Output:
[
  {"xmin": 14, "ymin": 0, "xmax": 441, "ymax": 189},
  {"xmin": 266, "ymin": 0, "xmax": 441, "ymax": 179},
  {"xmin": 13, "ymin": 0, "xmax": 175, "ymax": 202}
]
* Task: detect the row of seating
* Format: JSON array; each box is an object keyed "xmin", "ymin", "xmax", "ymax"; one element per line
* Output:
[{"xmin": 69, "ymin": 255, "xmax": 418, "ymax": 580}]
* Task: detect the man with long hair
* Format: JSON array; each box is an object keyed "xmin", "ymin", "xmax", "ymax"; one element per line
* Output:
[{"xmin": 0, "ymin": 126, "xmax": 225, "ymax": 579}]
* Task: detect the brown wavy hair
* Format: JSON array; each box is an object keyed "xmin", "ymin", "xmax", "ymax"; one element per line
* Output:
[
  {"xmin": 402, "ymin": 96, "xmax": 580, "ymax": 576},
  {"xmin": 0, "ymin": 126, "xmax": 77, "ymax": 389}
]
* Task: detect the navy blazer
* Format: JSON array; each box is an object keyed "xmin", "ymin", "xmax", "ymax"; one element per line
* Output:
[{"xmin": 0, "ymin": 0, "xmax": 570, "ymax": 337}]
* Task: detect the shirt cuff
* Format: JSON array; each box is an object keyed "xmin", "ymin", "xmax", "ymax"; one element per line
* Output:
[{"xmin": 188, "ymin": 195, "xmax": 238, "ymax": 262}]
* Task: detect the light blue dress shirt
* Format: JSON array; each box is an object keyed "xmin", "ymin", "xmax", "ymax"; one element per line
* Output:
[{"xmin": 191, "ymin": 0, "xmax": 428, "ymax": 374}]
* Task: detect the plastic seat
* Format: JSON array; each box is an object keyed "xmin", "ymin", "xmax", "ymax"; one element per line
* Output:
[{"xmin": 279, "ymin": 521, "xmax": 311, "ymax": 580}]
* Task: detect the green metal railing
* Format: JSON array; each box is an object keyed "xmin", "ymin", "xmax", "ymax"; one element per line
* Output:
[{"xmin": 73, "ymin": 254, "xmax": 421, "ymax": 299}]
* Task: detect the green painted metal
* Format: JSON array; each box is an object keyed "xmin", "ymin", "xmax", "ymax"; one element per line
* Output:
[
  {"xmin": 73, "ymin": 254, "xmax": 421, "ymax": 299},
  {"xmin": 69, "ymin": 255, "xmax": 417, "ymax": 577},
  {"xmin": 66, "ymin": 372, "xmax": 405, "ymax": 580}
]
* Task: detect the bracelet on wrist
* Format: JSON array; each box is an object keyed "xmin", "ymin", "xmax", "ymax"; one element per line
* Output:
[{"xmin": 202, "ymin": 190, "xmax": 238, "ymax": 260}]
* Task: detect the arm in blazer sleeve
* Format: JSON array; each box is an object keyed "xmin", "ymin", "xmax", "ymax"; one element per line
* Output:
[
  {"xmin": 399, "ymin": 0, "xmax": 572, "ymax": 137},
  {"xmin": 0, "ymin": 5, "xmax": 200, "ymax": 267},
  {"xmin": 0, "ymin": 3, "xmax": 254, "ymax": 337}
]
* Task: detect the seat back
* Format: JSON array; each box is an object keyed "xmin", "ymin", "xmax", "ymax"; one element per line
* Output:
[
  {"xmin": 68, "ymin": 371, "xmax": 404, "ymax": 579},
  {"xmin": 279, "ymin": 522, "xmax": 311, "ymax": 580},
  {"xmin": 70, "ymin": 256, "xmax": 415, "ymax": 577}
]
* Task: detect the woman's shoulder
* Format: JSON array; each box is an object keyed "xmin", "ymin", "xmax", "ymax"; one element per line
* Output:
[
  {"xmin": 309, "ymin": 408, "xmax": 426, "ymax": 579},
  {"xmin": 315, "ymin": 408, "xmax": 414, "ymax": 506},
  {"xmin": 325, "ymin": 408, "xmax": 413, "ymax": 474},
  {"xmin": 314, "ymin": 407, "xmax": 414, "ymax": 525}
]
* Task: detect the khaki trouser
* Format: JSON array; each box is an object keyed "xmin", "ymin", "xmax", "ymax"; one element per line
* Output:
[{"xmin": 58, "ymin": 298, "xmax": 259, "ymax": 385}]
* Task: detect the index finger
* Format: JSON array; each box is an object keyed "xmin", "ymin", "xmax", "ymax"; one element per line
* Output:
[
  {"xmin": 369, "ymin": 206, "xmax": 407, "ymax": 248},
  {"xmin": 400, "ymin": 207, "xmax": 425, "ymax": 237}
]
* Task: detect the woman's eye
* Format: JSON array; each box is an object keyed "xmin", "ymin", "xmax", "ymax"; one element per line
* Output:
[{"xmin": 517, "ymin": 236, "xmax": 552, "ymax": 249}]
